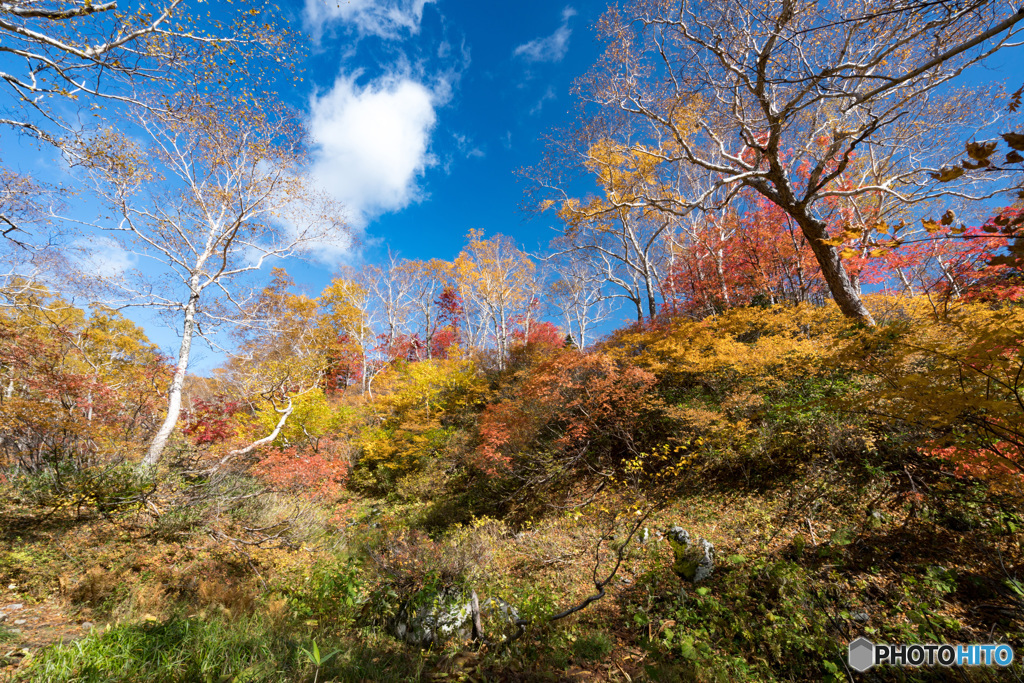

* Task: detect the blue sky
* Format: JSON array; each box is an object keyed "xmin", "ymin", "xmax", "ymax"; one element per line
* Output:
[
  {"xmin": 4, "ymin": 0, "xmax": 1023, "ymax": 372},
  {"xmin": 284, "ymin": 0, "xmax": 1024, "ymax": 277},
  {"xmin": 294, "ymin": 0, "xmax": 605, "ymax": 262}
]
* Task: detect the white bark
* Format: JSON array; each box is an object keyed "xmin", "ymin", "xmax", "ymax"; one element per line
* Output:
[{"xmin": 140, "ymin": 291, "xmax": 198, "ymax": 470}]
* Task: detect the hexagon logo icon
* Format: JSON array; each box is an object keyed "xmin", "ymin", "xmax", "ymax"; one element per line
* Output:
[{"xmin": 848, "ymin": 637, "xmax": 875, "ymax": 672}]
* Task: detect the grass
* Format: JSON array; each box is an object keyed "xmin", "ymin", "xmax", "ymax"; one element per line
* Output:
[
  {"xmin": 18, "ymin": 615, "xmax": 300, "ymax": 683},
  {"xmin": 6, "ymin": 459, "xmax": 1024, "ymax": 682}
]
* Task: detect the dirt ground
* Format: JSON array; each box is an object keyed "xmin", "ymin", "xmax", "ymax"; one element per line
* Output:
[{"xmin": 1, "ymin": 596, "xmax": 97, "ymax": 678}]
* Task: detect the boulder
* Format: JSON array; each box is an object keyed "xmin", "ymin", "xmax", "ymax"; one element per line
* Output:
[
  {"xmin": 390, "ymin": 587, "xmax": 475, "ymax": 648},
  {"xmin": 480, "ymin": 596, "xmax": 522, "ymax": 642},
  {"xmin": 667, "ymin": 526, "xmax": 691, "ymax": 547},
  {"xmin": 667, "ymin": 526, "xmax": 715, "ymax": 583}
]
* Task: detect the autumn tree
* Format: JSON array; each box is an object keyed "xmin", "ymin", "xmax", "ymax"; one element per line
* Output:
[
  {"xmin": 81, "ymin": 96, "xmax": 347, "ymax": 470},
  {"xmin": 0, "ymin": 0, "xmax": 293, "ymax": 249},
  {"xmin": 663, "ymin": 192, "xmax": 831, "ymax": 315},
  {"xmin": 0, "ymin": 286, "xmax": 165, "ymax": 472},
  {"xmin": 534, "ymin": 118, "xmax": 697, "ymax": 322},
  {"xmin": 399, "ymin": 258, "xmax": 453, "ymax": 359},
  {"xmin": 545, "ymin": 253, "xmax": 611, "ymax": 348},
  {"xmin": 319, "ymin": 271, "xmax": 382, "ymax": 397},
  {"xmin": 476, "ymin": 348, "xmax": 659, "ymax": 504},
  {"xmin": 365, "ymin": 253, "xmax": 417, "ymax": 360},
  {"xmin": 453, "ymin": 230, "xmax": 536, "ymax": 368},
  {"xmin": 572, "ymin": 0, "xmax": 1024, "ymax": 324},
  {"xmin": 214, "ymin": 268, "xmax": 331, "ymax": 464}
]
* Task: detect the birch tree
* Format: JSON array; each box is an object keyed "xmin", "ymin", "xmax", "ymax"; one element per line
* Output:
[
  {"xmin": 82, "ymin": 97, "xmax": 347, "ymax": 470},
  {"xmin": 546, "ymin": 254, "xmax": 611, "ymax": 348},
  {"xmin": 453, "ymin": 230, "xmax": 535, "ymax": 369},
  {"xmin": 399, "ymin": 258, "xmax": 451, "ymax": 359},
  {"xmin": 0, "ymin": 0, "xmax": 287, "ymax": 143},
  {"xmin": 0, "ymin": 0, "xmax": 291, "ymax": 255}
]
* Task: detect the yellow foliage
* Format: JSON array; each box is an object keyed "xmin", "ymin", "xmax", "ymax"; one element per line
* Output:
[
  {"xmin": 353, "ymin": 359, "xmax": 486, "ymax": 489},
  {"xmin": 842, "ymin": 298, "xmax": 1024, "ymax": 494},
  {"xmin": 604, "ymin": 303, "xmax": 849, "ymax": 393}
]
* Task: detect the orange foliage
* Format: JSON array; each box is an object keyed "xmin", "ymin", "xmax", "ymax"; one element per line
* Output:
[
  {"xmin": 250, "ymin": 437, "xmax": 350, "ymax": 499},
  {"xmin": 476, "ymin": 348, "xmax": 658, "ymax": 475}
]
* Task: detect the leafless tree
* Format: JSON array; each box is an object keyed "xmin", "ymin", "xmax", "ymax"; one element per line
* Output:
[{"xmin": 546, "ymin": 250, "xmax": 615, "ymax": 347}]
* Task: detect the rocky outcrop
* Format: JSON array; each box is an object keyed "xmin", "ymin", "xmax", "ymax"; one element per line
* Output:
[
  {"xmin": 390, "ymin": 588, "xmax": 475, "ymax": 648},
  {"xmin": 667, "ymin": 526, "xmax": 715, "ymax": 583}
]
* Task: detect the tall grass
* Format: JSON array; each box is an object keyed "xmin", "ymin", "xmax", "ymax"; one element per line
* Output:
[{"xmin": 19, "ymin": 615, "xmax": 302, "ymax": 683}]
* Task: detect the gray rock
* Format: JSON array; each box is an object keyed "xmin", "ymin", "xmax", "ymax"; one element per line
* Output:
[
  {"xmin": 480, "ymin": 596, "xmax": 522, "ymax": 642},
  {"xmin": 5, "ymin": 603, "xmax": 24, "ymax": 611},
  {"xmin": 481, "ymin": 596, "xmax": 519, "ymax": 624},
  {"xmin": 390, "ymin": 587, "xmax": 475, "ymax": 648},
  {"xmin": 667, "ymin": 526, "xmax": 715, "ymax": 583},
  {"xmin": 667, "ymin": 526, "xmax": 691, "ymax": 546},
  {"xmin": 81, "ymin": 621, "xmax": 95, "ymax": 629},
  {"xmin": 851, "ymin": 612, "xmax": 870, "ymax": 623},
  {"xmin": 13, "ymin": 619, "xmax": 26, "ymax": 625}
]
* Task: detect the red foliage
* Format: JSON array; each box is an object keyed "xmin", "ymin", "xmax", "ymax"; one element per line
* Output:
[
  {"xmin": 182, "ymin": 396, "xmax": 245, "ymax": 446},
  {"xmin": 476, "ymin": 349, "xmax": 657, "ymax": 475},
  {"xmin": 662, "ymin": 191, "xmax": 830, "ymax": 317},
  {"xmin": 435, "ymin": 285, "xmax": 464, "ymax": 330},
  {"xmin": 430, "ymin": 327, "xmax": 459, "ymax": 359},
  {"xmin": 324, "ymin": 333, "xmax": 364, "ymax": 394},
  {"xmin": 511, "ymin": 320, "xmax": 565, "ymax": 349},
  {"xmin": 857, "ymin": 222, "xmax": 1013, "ymax": 300},
  {"xmin": 0, "ymin": 314, "xmax": 167, "ymax": 469},
  {"xmin": 251, "ymin": 437, "xmax": 350, "ymax": 498}
]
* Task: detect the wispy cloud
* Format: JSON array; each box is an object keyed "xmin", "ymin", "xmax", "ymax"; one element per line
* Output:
[
  {"xmin": 513, "ymin": 6, "xmax": 576, "ymax": 63},
  {"xmin": 453, "ymin": 133, "xmax": 485, "ymax": 159},
  {"xmin": 530, "ymin": 86, "xmax": 557, "ymax": 115},
  {"xmin": 72, "ymin": 236, "xmax": 137, "ymax": 279},
  {"xmin": 305, "ymin": 0, "xmax": 435, "ymax": 40},
  {"xmin": 307, "ymin": 72, "xmax": 442, "ymax": 230}
]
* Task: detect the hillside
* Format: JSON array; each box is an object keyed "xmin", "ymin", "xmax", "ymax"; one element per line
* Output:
[{"xmin": 2, "ymin": 297, "xmax": 1023, "ymax": 681}]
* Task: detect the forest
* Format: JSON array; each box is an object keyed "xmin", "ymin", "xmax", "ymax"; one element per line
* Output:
[{"xmin": 1, "ymin": 0, "xmax": 1024, "ymax": 680}]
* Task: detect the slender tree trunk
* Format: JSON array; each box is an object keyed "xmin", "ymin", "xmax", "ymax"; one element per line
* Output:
[
  {"xmin": 895, "ymin": 267, "xmax": 915, "ymax": 297},
  {"xmin": 141, "ymin": 291, "xmax": 199, "ymax": 471},
  {"xmin": 645, "ymin": 276, "xmax": 658, "ymax": 321},
  {"xmin": 713, "ymin": 248, "xmax": 730, "ymax": 308},
  {"xmin": 936, "ymin": 253, "xmax": 962, "ymax": 298},
  {"xmin": 794, "ymin": 215, "xmax": 876, "ymax": 325}
]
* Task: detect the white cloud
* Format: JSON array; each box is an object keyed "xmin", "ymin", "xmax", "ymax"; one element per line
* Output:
[
  {"xmin": 305, "ymin": 0, "xmax": 434, "ymax": 39},
  {"xmin": 308, "ymin": 73, "xmax": 440, "ymax": 228},
  {"xmin": 72, "ymin": 236, "xmax": 137, "ymax": 278},
  {"xmin": 513, "ymin": 6, "xmax": 577, "ymax": 63}
]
